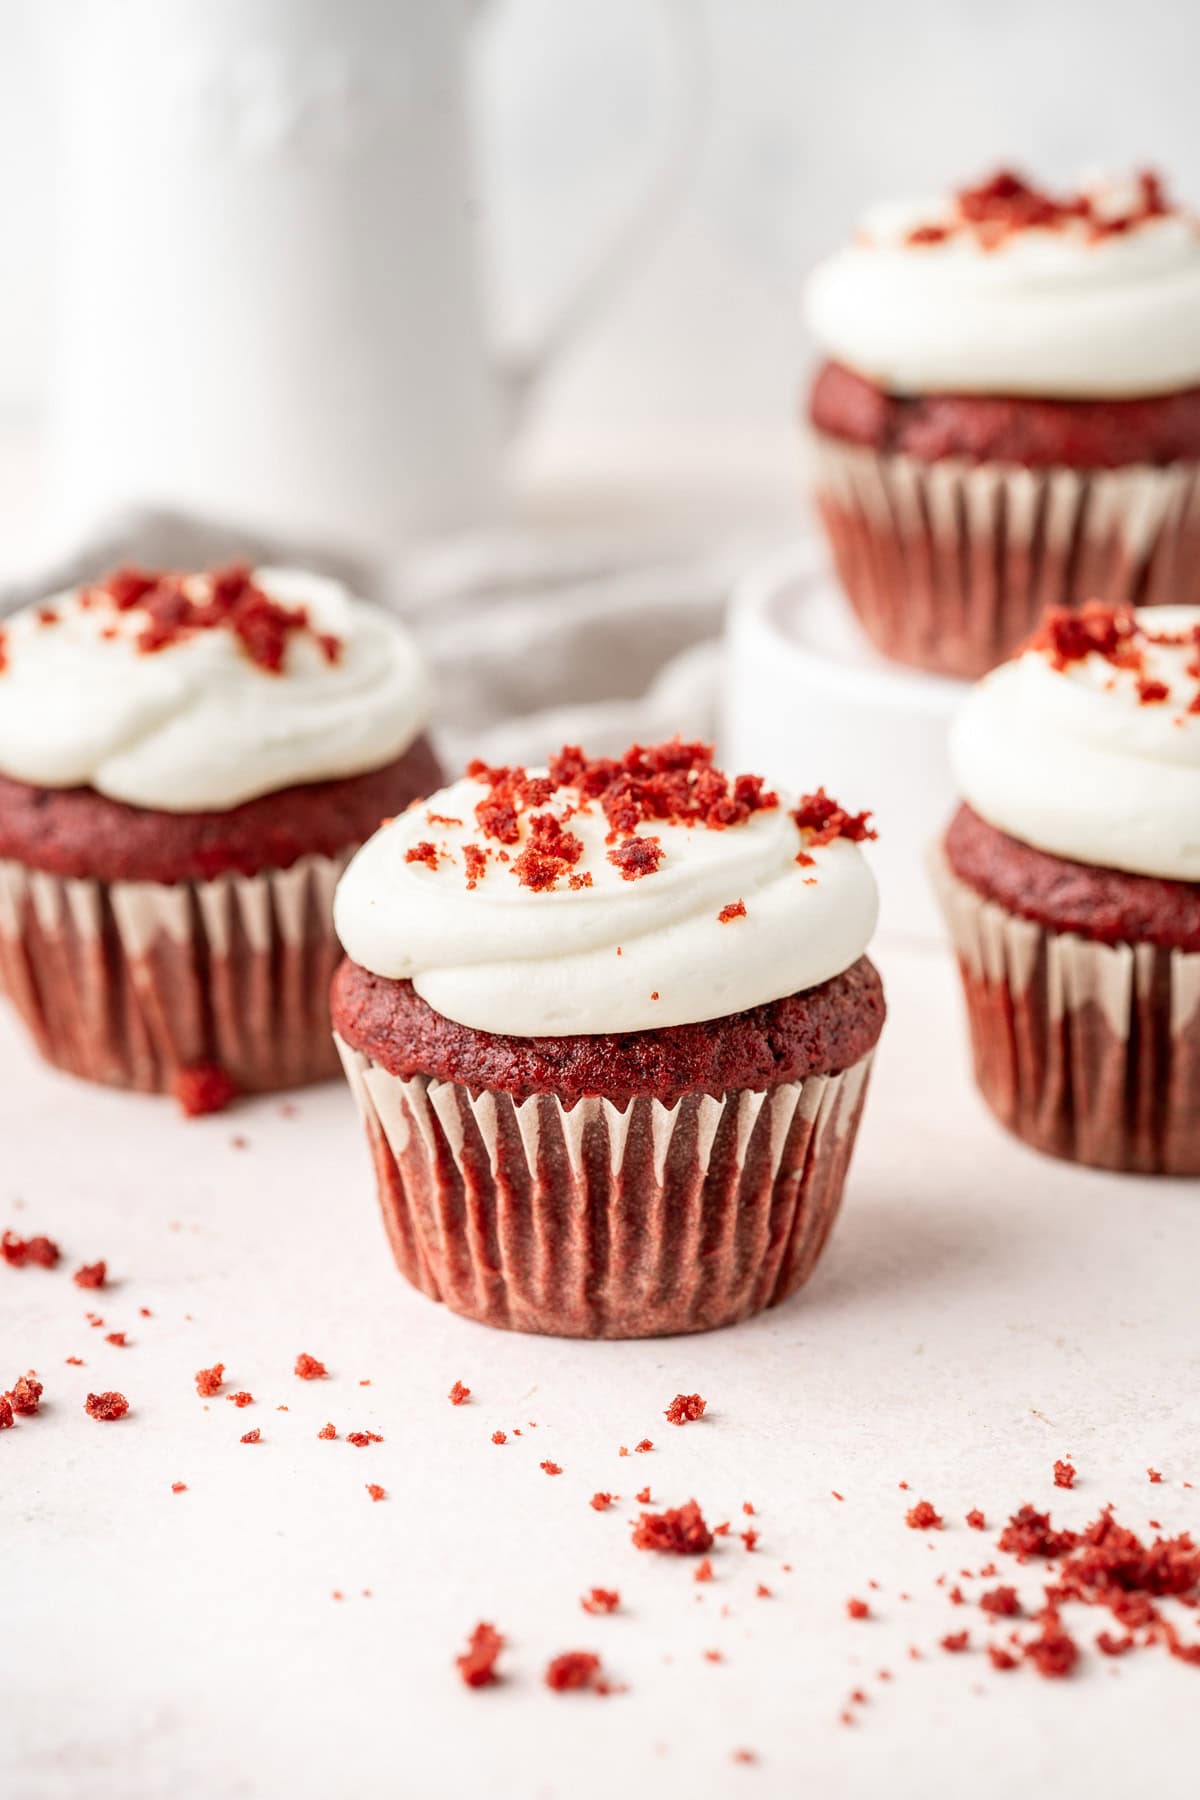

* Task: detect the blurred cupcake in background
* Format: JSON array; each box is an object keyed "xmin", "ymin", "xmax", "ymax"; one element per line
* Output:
[
  {"xmin": 332, "ymin": 739, "xmax": 885, "ymax": 1338},
  {"xmin": 0, "ymin": 563, "xmax": 439, "ymax": 1108},
  {"xmin": 805, "ymin": 170, "xmax": 1200, "ymax": 679},
  {"xmin": 933, "ymin": 602, "xmax": 1200, "ymax": 1174}
]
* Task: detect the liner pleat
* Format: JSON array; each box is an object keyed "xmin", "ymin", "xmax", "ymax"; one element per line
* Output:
[
  {"xmin": 336, "ymin": 1036, "xmax": 875, "ymax": 1339},
  {"xmin": 932, "ymin": 851, "xmax": 1200, "ymax": 1175},
  {"xmin": 810, "ymin": 434, "xmax": 1200, "ymax": 679},
  {"xmin": 0, "ymin": 852, "xmax": 349, "ymax": 1093}
]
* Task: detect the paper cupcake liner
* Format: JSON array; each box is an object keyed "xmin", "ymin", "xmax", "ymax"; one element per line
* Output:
[
  {"xmin": 335, "ymin": 1036, "xmax": 876, "ymax": 1339},
  {"xmin": 0, "ymin": 851, "xmax": 351, "ymax": 1095},
  {"xmin": 810, "ymin": 434, "xmax": 1200, "ymax": 679},
  {"xmin": 932, "ymin": 852, "xmax": 1200, "ymax": 1175}
]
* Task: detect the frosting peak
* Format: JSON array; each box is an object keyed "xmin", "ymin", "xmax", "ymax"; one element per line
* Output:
[
  {"xmin": 334, "ymin": 741, "xmax": 880, "ymax": 1036},
  {"xmin": 0, "ymin": 565, "xmax": 431, "ymax": 812},
  {"xmin": 950, "ymin": 605, "xmax": 1200, "ymax": 880},
  {"xmin": 805, "ymin": 169, "xmax": 1200, "ymax": 399}
]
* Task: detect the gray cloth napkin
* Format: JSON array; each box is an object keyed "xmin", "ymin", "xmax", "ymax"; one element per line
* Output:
[{"xmin": 0, "ymin": 508, "xmax": 790, "ymax": 768}]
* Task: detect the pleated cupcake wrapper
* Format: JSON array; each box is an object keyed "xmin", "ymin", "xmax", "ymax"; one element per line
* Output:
[
  {"xmin": 336, "ymin": 1034, "xmax": 874, "ymax": 1338},
  {"xmin": 931, "ymin": 850, "xmax": 1200, "ymax": 1175},
  {"xmin": 810, "ymin": 432, "xmax": 1200, "ymax": 679},
  {"xmin": 0, "ymin": 851, "xmax": 351, "ymax": 1095}
]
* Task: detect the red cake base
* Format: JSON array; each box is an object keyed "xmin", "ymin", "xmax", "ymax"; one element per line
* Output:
[
  {"xmin": 333, "ymin": 960, "xmax": 884, "ymax": 1337},
  {"xmin": 933, "ymin": 826, "xmax": 1200, "ymax": 1175},
  {"xmin": 807, "ymin": 363, "xmax": 1200, "ymax": 678},
  {"xmin": 0, "ymin": 738, "xmax": 443, "ymax": 1099}
]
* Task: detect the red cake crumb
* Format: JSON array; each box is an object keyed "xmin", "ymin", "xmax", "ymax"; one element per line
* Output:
[
  {"xmin": 545, "ymin": 1651, "xmax": 603, "ymax": 1693},
  {"xmin": 1148, "ymin": 1469, "xmax": 1164, "ymax": 1484},
  {"xmin": 997, "ymin": 1506, "xmax": 1078, "ymax": 1561},
  {"xmin": 227, "ymin": 1391, "xmax": 254, "ymax": 1408},
  {"xmin": 73, "ymin": 1261, "xmax": 107, "ymax": 1290},
  {"xmin": 81, "ymin": 563, "xmax": 340, "ymax": 673},
  {"xmin": 694, "ymin": 1559, "xmax": 714, "ymax": 1583},
  {"xmin": 590, "ymin": 1492, "xmax": 614, "ymax": 1511},
  {"xmin": 941, "ymin": 1631, "xmax": 970, "ymax": 1653},
  {"xmin": 757, "ymin": 1583, "xmax": 772, "ymax": 1599},
  {"xmin": 1054, "ymin": 1460, "xmax": 1077, "ymax": 1490},
  {"xmin": 988, "ymin": 1646, "xmax": 1019, "ymax": 1671},
  {"xmin": 456, "ymin": 1622, "xmax": 505, "ymax": 1689},
  {"xmin": 0, "ymin": 1396, "xmax": 12, "ymax": 1430},
  {"xmin": 632, "ymin": 1500, "xmax": 714, "ymax": 1555},
  {"xmin": 317, "ymin": 1423, "xmax": 337, "ymax": 1440},
  {"xmin": 104, "ymin": 1332, "xmax": 127, "ymax": 1347},
  {"xmin": 462, "ymin": 843, "xmax": 488, "ymax": 889},
  {"xmin": 171, "ymin": 1481, "xmax": 187, "ymax": 1494},
  {"xmin": 65, "ymin": 1356, "xmax": 84, "ymax": 1366},
  {"xmin": 665, "ymin": 1393, "xmax": 707, "ymax": 1426},
  {"xmin": 294, "ymin": 1353, "xmax": 328, "ymax": 1380},
  {"xmin": 492, "ymin": 1431, "xmax": 507, "ymax": 1445},
  {"xmin": 1097, "ymin": 1631, "xmax": 1135, "ymax": 1657},
  {"xmin": 7, "ymin": 1375, "xmax": 43, "ymax": 1416},
  {"xmin": 792, "ymin": 788, "xmax": 877, "ymax": 849},
  {"xmin": 581, "ymin": 1588, "xmax": 620, "ymax": 1615},
  {"xmin": 703, "ymin": 1649, "xmax": 723, "ymax": 1663},
  {"xmin": 634, "ymin": 1438, "xmax": 654, "ymax": 1455},
  {"xmin": 636, "ymin": 1486, "xmax": 652, "ymax": 1505},
  {"xmin": 743, "ymin": 1502, "xmax": 755, "ymax": 1516},
  {"xmin": 366, "ymin": 1484, "xmax": 386, "ymax": 1503},
  {"xmin": 1137, "ymin": 678, "xmax": 1170, "ymax": 704},
  {"xmin": 405, "ymin": 841, "xmax": 440, "ymax": 871},
  {"xmin": 847, "ymin": 1598, "xmax": 870, "ymax": 1620},
  {"xmin": 608, "ymin": 837, "xmax": 665, "ymax": 881},
  {"xmin": 981, "ymin": 1585, "xmax": 1021, "ymax": 1617},
  {"xmin": 540, "ymin": 1460, "xmax": 563, "ymax": 1476},
  {"xmin": 448, "ymin": 1380, "xmax": 471, "ymax": 1406},
  {"xmin": 831, "ymin": 1491, "xmax": 845, "ymax": 1502},
  {"xmin": 717, "ymin": 900, "xmax": 746, "ymax": 923},
  {"xmin": 906, "ymin": 1500, "xmax": 943, "ymax": 1531},
  {"xmin": 1023, "ymin": 1612, "xmax": 1079, "ymax": 1678},
  {"xmin": 903, "ymin": 169, "xmax": 1172, "ymax": 251},
  {"xmin": 347, "ymin": 1431, "xmax": 382, "ymax": 1447},
  {"xmin": 741, "ymin": 1529, "xmax": 760, "ymax": 1553},
  {"xmin": 513, "ymin": 813, "xmax": 584, "ymax": 891},
  {"xmin": 240, "ymin": 1428, "xmax": 261, "ymax": 1444},
  {"xmin": 173, "ymin": 1063, "xmax": 238, "ymax": 1118},
  {"xmin": 1, "ymin": 1231, "xmax": 61, "ymax": 1269},
  {"xmin": 195, "ymin": 1363, "xmax": 225, "ymax": 1398},
  {"xmin": 85, "ymin": 1391, "xmax": 129, "ymax": 1421}
]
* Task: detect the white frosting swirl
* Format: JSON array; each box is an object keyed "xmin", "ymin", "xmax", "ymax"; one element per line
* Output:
[
  {"xmin": 950, "ymin": 606, "xmax": 1200, "ymax": 879},
  {"xmin": 805, "ymin": 183, "xmax": 1200, "ymax": 398},
  {"xmin": 0, "ymin": 567, "xmax": 431, "ymax": 811},
  {"xmin": 334, "ymin": 771, "xmax": 879, "ymax": 1035}
]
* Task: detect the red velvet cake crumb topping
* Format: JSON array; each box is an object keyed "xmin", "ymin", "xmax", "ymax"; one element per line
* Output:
[
  {"xmin": 448, "ymin": 1380, "xmax": 471, "ymax": 1406},
  {"xmin": 457, "ymin": 1621, "xmax": 505, "ymax": 1689},
  {"xmin": 792, "ymin": 788, "xmax": 877, "ymax": 848},
  {"xmin": 1054, "ymin": 1460, "xmax": 1077, "ymax": 1490},
  {"xmin": 347, "ymin": 1431, "xmax": 382, "ymax": 1447},
  {"xmin": 7, "ymin": 1375, "xmax": 43, "ymax": 1415},
  {"xmin": 405, "ymin": 841, "xmax": 441, "ymax": 871},
  {"xmin": 294, "ymin": 1353, "xmax": 328, "ymax": 1381},
  {"xmin": 631, "ymin": 1500, "xmax": 714, "ymax": 1555},
  {"xmin": 581, "ymin": 1588, "xmax": 620, "ymax": 1615},
  {"xmin": 847, "ymin": 1597, "xmax": 870, "ymax": 1620},
  {"xmin": 75, "ymin": 563, "xmax": 343, "ymax": 673},
  {"xmin": 173, "ymin": 1063, "xmax": 239, "ymax": 1118},
  {"xmin": 997, "ymin": 1505, "xmax": 1079, "ymax": 1561},
  {"xmin": 540, "ymin": 1460, "xmax": 563, "ymax": 1476},
  {"xmin": 905, "ymin": 168, "xmax": 1172, "ymax": 250},
  {"xmin": 0, "ymin": 1397, "xmax": 14, "ymax": 1430},
  {"xmin": 195, "ymin": 1363, "xmax": 225, "ymax": 1398},
  {"xmin": 240, "ymin": 1428, "xmax": 261, "ymax": 1444},
  {"xmin": 590, "ymin": 1492, "xmax": 614, "ymax": 1511},
  {"xmin": 366, "ymin": 1483, "xmax": 386, "ymax": 1502},
  {"xmin": 664, "ymin": 1394, "xmax": 707, "ymax": 1426},
  {"xmin": 980, "ymin": 1585, "xmax": 1021, "ymax": 1617},
  {"xmin": 227, "ymin": 1391, "xmax": 254, "ymax": 1408},
  {"xmin": 717, "ymin": 899, "xmax": 746, "ymax": 923},
  {"xmin": 85, "ymin": 1391, "xmax": 129, "ymax": 1421},
  {"xmin": 73, "ymin": 1261, "xmax": 107, "ymax": 1290}
]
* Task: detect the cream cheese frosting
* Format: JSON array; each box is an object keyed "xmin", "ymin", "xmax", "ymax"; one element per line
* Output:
[
  {"xmin": 0, "ymin": 566, "xmax": 431, "ymax": 812},
  {"xmin": 805, "ymin": 173, "xmax": 1200, "ymax": 399},
  {"xmin": 334, "ymin": 757, "xmax": 880, "ymax": 1036},
  {"xmin": 950, "ymin": 605, "xmax": 1200, "ymax": 880}
]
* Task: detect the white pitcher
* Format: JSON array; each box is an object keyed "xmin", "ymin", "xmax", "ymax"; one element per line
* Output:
[{"xmin": 38, "ymin": 0, "xmax": 701, "ymax": 560}]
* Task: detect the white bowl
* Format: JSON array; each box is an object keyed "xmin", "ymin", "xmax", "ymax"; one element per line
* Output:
[{"xmin": 721, "ymin": 542, "xmax": 967, "ymax": 943}]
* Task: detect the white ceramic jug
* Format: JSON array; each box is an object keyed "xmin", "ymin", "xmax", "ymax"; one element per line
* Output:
[{"xmin": 39, "ymin": 0, "xmax": 700, "ymax": 560}]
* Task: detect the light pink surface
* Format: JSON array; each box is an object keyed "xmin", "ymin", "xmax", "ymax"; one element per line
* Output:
[{"xmin": 3, "ymin": 937, "xmax": 1198, "ymax": 1800}]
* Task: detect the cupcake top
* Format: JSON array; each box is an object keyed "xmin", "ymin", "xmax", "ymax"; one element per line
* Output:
[
  {"xmin": 950, "ymin": 604, "xmax": 1200, "ymax": 881},
  {"xmin": 0, "ymin": 564, "xmax": 430, "ymax": 812},
  {"xmin": 334, "ymin": 740, "xmax": 879, "ymax": 1036},
  {"xmin": 805, "ymin": 169, "xmax": 1200, "ymax": 399}
]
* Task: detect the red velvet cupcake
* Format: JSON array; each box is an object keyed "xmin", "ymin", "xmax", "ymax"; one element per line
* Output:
[
  {"xmin": 332, "ymin": 741, "xmax": 885, "ymax": 1338},
  {"xmin": 805, "ymin": 171, "xmax": 1200, "ymax": 678},
  {"xmin": 0, "ymin": 563, "xmax": 439, "ymax": 1105},
  {"xmin": 932, "ymin": 603, "xmax": 1200, "ymax": 1173}
]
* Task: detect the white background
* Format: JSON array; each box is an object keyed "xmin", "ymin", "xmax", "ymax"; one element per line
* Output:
[
  {"xmin": 2, "ymin": 0, "xmax": 1200, "ymax": 503},
  {"xmin": 4, "ymin": 942, "xmax": 1200, "ymax": 1800}
]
